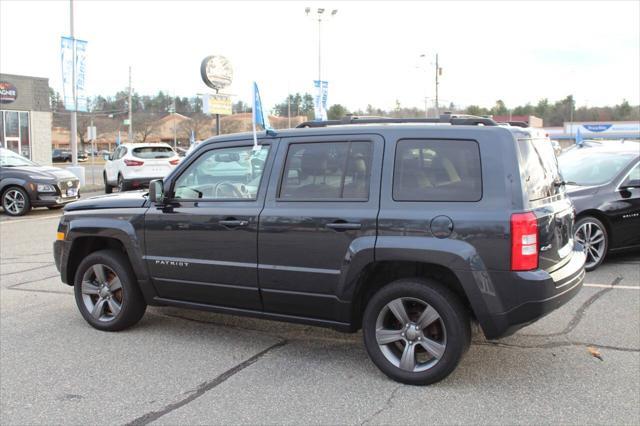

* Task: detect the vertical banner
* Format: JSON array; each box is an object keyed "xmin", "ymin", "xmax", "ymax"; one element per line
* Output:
[
  {"xmin": 313, "ymin": 80, "xmax": 328, "ymax": 121},
  {"xmin": 61, "ymin": 36, "xmax": 88, "ymax": 112},
  {"xmin": 75, "ymin": 39, "xmax": 88, "ymax": 112},
  {"xmin": 61, "ymin": 36, "xmax": 74, "ymax": 110}
]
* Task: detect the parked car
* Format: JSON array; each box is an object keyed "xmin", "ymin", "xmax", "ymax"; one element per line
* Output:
[
  {"xmin": 103, "ymin": 143, "xmax": 180, "ymax": 193},
  {"xmin": 52, "ymin": 149, "xmax": 72, "ymax": 163},
  {"xmin": 0, "ymin": 148, "xmax": 80, "ymax": 216},
  {"xmin": 559, "ymin": 141, "xmax": 640, "ymax": 270},
  {"xmin": 54, "ymin": 115, "xmax": 585, "ymax": 385}
]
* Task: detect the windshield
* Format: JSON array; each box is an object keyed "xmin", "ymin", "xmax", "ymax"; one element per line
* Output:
[
  {"xmin": 0, "ymin": 149, "xmax": 38, "ymax": 167},
  {"xmin": 559, "ymin": 150, "xmax": 636, "ymax": 186},
  {"xmin": 132, "ymin": 146, "xmax": 175, "ymax": 159}
]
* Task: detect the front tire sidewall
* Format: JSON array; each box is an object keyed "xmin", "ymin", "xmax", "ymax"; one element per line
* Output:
[
  {"xmin": 363, "ymin": 279, "xmax": 470, "ymax": 386},
  {"xmin": 575, "ymin": 216, "xmax": 608, "ymax": 271},
  {"xmin": 2, "ymin": 186, "xmax": 31, "ymax": 216},
  {"xmin": 73, "ymin": 250, "xmax": 146, "ymax": 331}
]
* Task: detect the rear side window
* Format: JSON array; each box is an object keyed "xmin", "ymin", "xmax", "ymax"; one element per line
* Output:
[
  {"xmin": 517, "ymin": 138, "xmax": 561, "ymax": 201},
  {"xmin": 279, "ymin": 141, "xmax": 372, "ymax": 200},
  {"xmin": 132, "ymin": 146, "xmax": 174, "ymax": 159},
  {"xmin": 393, "ymin": 139, "xmax": 482, "ymax": 202}
]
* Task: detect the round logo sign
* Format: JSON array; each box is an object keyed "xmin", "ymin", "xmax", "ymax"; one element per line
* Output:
[
  {"xmin": 0, "ymin": 82, "xmax": 18, "ymax": 104},
  {"xmin": 200, "ymin": 56, "xmax": 233, "ymax": 90}
]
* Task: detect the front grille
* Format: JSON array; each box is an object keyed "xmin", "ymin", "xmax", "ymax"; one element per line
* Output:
[{"xmin": 57, "ymin": 179, "xmax": 80, "ymax": 197}]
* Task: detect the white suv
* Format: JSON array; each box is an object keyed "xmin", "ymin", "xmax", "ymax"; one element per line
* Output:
[{"xmin": 103, "ymin": 143, "xmax": 180, "ymax": 192}]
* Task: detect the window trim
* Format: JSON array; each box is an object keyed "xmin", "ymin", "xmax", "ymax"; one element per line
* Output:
[
  {"xmin": 392, "ymin": 138, "xmax": 484, "ymax": 203},
  {"xmin": 275, "ymin": 139, "xmax": 373, "ymax": 202},
  {"xmin": 616, "ymin": 160, "xmax": 640, "ymax": 191},
  {"xmin": 170, "ymin": 144, "xmax": 271, "ymax": 203}
]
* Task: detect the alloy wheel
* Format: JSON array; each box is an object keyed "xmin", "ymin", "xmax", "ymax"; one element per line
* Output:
[
  {"xmin": 375, "ymin": 297, "xmax": 447, "ymax": 372},
  {"xmin": 3, "ymin": 189, "xmax": 26, "ymax": 215},
  {"xmin": 575, "ymin": 221, "xmax": 606, "ymax": 269},
  {"xmin": 81, "ymin": 264, "xmax": 124, "ymax": 322}
]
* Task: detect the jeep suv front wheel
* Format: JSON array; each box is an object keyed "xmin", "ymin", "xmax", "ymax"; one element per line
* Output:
[
  {"xmin": 73, "ymin": 249, "xmax": 146, "ymax": 331},
  {"xmin": 362, "ymin": 278, "xmax": 470, "ymax": 385}
]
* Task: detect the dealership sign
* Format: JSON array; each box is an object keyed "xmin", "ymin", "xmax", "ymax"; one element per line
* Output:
[
  {"xmin": 0, "ymin": 82, "xmax": 17, "ymax": 104},
  {"xmin": 583, "ymin": 124, "xmax": 613, "ymax": 132}
]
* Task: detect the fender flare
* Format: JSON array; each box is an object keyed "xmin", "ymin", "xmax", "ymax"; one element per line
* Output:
[{"xmin": 339, "ymin": 236, "xmax": 504, "ymax": 336}]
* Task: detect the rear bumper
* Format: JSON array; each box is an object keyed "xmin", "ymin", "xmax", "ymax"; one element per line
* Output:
[
  {"xmin": 478, "ymin": 246, "xmax": 586, "ymax": 339},
  {"xmin": 124, "ymin": 177, "xmax": 159, "ymax": 189}
]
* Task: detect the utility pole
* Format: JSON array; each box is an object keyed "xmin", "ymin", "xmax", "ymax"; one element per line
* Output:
[
  {"xmin": 288, "ymin": 94, "xmax": 292, "ymax": 128},
  {"xmin": 69, "ymin": 0, "xmax": 78, "ymax": 166},
  {"xmin": 173, "ymin": 97, "xmax": 177, "ymax": 149},
  {"xmin": 128, "ymin": 66, "xmax": 133, "ymax": 142},
  {"xmin": 434, "ymin": 53, "xmax": 440, "ymax": 117}
]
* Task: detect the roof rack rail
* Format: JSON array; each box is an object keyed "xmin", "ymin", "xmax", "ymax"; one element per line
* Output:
[{"xmin": 296, "ymin": 113, "xmax": 498, "ymax": 128}]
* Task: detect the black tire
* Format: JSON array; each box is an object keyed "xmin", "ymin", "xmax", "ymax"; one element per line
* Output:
[
  {"xmin": 574, "ymin": 216, "xmax": 608, "ymax": 271},
  {"xmin": 117, "ymin": 174, "xmax": 128, "ymax": 192},
  {"xmin": 73, "ymin": 249, "xmax": 146, "ymax": 331},
  {"xmin": 2, "ymin": 186, "xmax": 31, "ymax": 216},
  {"xmin": 104, "ymin": 172, "xmax": 113, "ymax": 194},
  {"xmin": 362, "ymin": 278, "xmax": 471, "ymax": 385}
]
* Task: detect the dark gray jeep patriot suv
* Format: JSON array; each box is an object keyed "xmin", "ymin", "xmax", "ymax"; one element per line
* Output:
[{"xmin": 54, "ymin": 115, "xmax": 586, "ymax": 385}]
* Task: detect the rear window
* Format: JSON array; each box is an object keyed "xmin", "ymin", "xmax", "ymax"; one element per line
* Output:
[
  {"xmin": 516, "ymin": 138, "xmax": 561, "ymax": 201},
  {"xmin": 132, "ymin": 146, "xmax": 174, "ymax": 159},
  {"xmin": 393, "ymin": 139, "xmax": 482, "ymax": 202}
]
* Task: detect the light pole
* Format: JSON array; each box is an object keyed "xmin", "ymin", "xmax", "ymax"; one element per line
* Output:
[
  {"xmin": 305, "ymin": 7, "xmax": 337, "ymax": 120},
  {"xmin": 419, "ymin": 53, "xmax": 442, "ymax": 118}
]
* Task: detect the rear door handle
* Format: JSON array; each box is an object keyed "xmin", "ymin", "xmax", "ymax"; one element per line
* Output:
[
  {"xmin": 326, "ymin": 222, "xmax": 362, "ymax": 231},
  {"xmin": 219, "ymin": 219, "xmax": 249, "ymax": 227}
]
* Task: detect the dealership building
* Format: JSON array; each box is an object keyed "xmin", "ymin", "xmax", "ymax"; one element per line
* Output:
[{"xmin": 0, "ymin": 73, "xmax": 53, "ymax": 165}]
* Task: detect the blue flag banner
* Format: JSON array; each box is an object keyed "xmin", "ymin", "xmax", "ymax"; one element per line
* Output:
[
  {"xmin": 313, "ymin": 80, "xmax": 328, "ymax": 121},
  {"xmin": 61, "ymin": 37, "xmax": 74, "ymax": 110},
  {"xmin": 575, "ymin": 126, "xmax": 583, "ymax": 146},
  {"xmin": 252, "ymin": 82, "xmax": 273, "ymax": 149},
  {"xmin": 75, "ymin": 39, "xmax": 88, "ymax": 112}
]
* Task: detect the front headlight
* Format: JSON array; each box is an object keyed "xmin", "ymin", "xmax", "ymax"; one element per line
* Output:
[{"xmin": 37, "ymin": 183, "xmax": 57, "ymax": 193}]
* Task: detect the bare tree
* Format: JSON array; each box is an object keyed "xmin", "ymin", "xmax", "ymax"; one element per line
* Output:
[
  {"xmin": 179, "ymin": 113, "xmax": 212, "ymax": 141},
  {"xmin": 134, "ymin": 112, "xmax": 160, "ymax": 143}
]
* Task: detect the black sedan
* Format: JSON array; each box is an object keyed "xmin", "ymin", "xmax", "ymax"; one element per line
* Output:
[
  {"xmin": 559, "ymin": 141, "xmax": 640, "ymax": 270},
  {"xmin": 0, "ymin": 148, "xmax": 80, "ymax": 216}
]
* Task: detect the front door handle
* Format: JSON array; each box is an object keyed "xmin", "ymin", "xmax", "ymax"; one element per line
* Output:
[
  {"xmin": 326, "ymin": 222, "xmax": 362, "ymax": 231},
  {"xmin": 219, "ymin": 219, "xmax": 249, "ymax": 228}
]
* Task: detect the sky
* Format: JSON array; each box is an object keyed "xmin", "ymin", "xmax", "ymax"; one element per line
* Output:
[{"xmin": 1, "ymin": 0, "xmax": 639, "ymax": 112}]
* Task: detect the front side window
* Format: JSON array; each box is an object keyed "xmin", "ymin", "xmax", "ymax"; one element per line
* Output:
[
  {"xmin": 279, "ymin": 141, "xmax": 372, "ymax": 200},
  {"xmin": 174, "ymin": 145, "xmax": 269, "ymax": 200},
  {"xmin": 393, "ymin": 139, "xmax": 482, "ymax": 202}
]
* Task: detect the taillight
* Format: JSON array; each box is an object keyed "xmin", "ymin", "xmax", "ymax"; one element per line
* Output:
[
  {"xmin": 511, "ymin": 212, "xmax": 538, "ymax": 271},
  {"xmin": 169, "ymin": 159, "xmax": 180, "ymax": 165},
  {"xmin": 124, "ymin": 159, "xmax": 144, "ymax": 167}
]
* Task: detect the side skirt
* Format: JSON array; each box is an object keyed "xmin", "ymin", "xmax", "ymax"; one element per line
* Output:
[{"xmin": 151, "ymin": 297, "xmax": 356, "ymax": 333}]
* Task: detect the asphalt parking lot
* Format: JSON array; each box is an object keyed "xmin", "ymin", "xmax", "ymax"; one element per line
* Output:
[{"xmin": 1, "ymin": 208, "xmax": 638, "ymax": 425}]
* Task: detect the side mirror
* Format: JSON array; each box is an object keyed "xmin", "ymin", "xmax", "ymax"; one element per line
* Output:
[
  {"xmin": 103, "ymin": 153, "xmax": 111, "ymax": 161},
  {"xmin": 149, "ymin": 179, "xmax": 164, "ymax": 203},
  {"xmin": 620, "ymin": 178, "xmax": 640, "ymax": 190}
]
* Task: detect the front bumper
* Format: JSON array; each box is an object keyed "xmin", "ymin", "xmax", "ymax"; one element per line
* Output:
[
  {"xmin": 479, "ymin": 246, "xmax": 586, "ymax": 339},
  {"xmin": 32, "ymin": 194, "xmax": 79, "ymax": 207},
  {"xmin": 53, "ymin": 239, "xmax": 72, "ymax": 284}
]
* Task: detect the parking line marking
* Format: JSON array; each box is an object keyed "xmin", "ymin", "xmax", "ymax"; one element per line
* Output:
[
  {"xmin": 584, "ymin": 283, "xmax": 639, "ymax": 290},
  {"xmin": 0, "ymin": 214, "xmax": 62, "ymax": 224}
]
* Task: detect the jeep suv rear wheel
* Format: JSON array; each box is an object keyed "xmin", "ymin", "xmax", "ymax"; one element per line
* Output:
[
  {"xmin": 363, "ymin": 278, "xmax": 470, "ymax": 385},
  {"xmin": 73, "ymin": 249, "xmax": 146, "ymax": 331}
]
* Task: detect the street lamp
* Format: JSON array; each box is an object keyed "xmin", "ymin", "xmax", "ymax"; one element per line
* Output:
[{"xmin": 305, "ymin": 6, "xmax": 338, "ymax": 88}]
